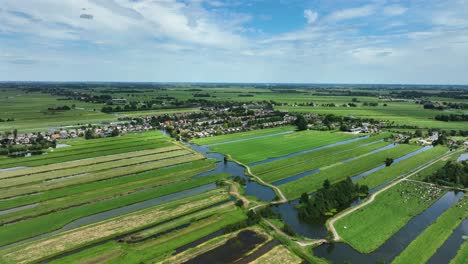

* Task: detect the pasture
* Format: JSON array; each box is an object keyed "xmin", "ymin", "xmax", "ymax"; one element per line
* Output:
[
  {"xmin": 279, "ymin": 144, "xmax": 421, "ymax": 199},
  {"xmin": 393, "ymin": 197, "xmax": 467, "ymax": 264},
  {"xmin": 334, "ymin": 181, "xmax": 445, "ymax": 253},
  {"xmin": 211, "ymin": 130, "xmax": 357, "ymax": 164},
  {"xmin": 192, "ymin": 125, "xmax": 295, "ymax": 146}
]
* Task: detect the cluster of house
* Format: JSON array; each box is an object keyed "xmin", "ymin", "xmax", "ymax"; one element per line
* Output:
[
  {"xmin": 417, "ymin": 132, "xmax": 440, "ymax": 145},
  {"xmin": 347, "ymin": 123, "xmax": 381, "ymax": 134},
  {"xmin": 156, "ymin": 109, "xmax": 296, "ymax": 139},
  {"xmin": 1, "ymin": 123, "xmax": 153, "ymax": 145}
]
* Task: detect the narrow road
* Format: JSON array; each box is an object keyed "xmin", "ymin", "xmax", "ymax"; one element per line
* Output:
[{"xmin": 327, "ymin": 149, "xmax": 462, "ymax": 241}]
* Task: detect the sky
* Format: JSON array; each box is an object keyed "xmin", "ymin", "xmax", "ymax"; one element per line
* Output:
[{"xmin": 1, "ymin": 0, "xmax": 468, "ymax": 84}]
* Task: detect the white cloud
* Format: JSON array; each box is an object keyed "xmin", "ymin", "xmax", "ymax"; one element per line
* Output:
[
  {"xmin": 383, "ymin": 5, "xmax": 408, "ymax": 16},
  {"xmin": 304, "ymin": 9, "xmax": 318, "ymax": 25},
  {"xmin": 326, "ymin": 5, "xmax": 376, "ymax": 22}
]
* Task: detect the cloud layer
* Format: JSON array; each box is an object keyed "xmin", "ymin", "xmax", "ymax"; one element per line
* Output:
[{"xmin": 1, "ymin": 0, "xmax": 468, "ymax": 84}]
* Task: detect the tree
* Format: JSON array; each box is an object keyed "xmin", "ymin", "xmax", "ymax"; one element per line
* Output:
[
  {"xmin": 295, "ymin": 114, "xmax": 308, "ymax": 131},
  {"xmin": 235, "ymin": 199, "xmax": 244, "ymax": 207},
  {"xmin": 84, "ymin": 129, "xmax": 94, "ymax": 140},
  {"xmin": 111, "ymin": 128, "xmax": 119, "ymax": 137},
  {"xmin": 415, "ymin": 129, "xmax": 423, "ymax": 137},
  {"xmin": 385, "ymin": 157, "xmax": 394, "ymax": 167},
  {"xmin": 13, "ymin": 129, "xmax": 18, "ymax": 139},
  {"xmin": 323, "ymin": 179, "xmax": 331, "ymax": 189},
  {"xmin": 282, "ymin": 224, "xmax": 297, "ymax": 236}
]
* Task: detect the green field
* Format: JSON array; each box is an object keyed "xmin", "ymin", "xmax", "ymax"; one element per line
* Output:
[
  {"xmin": 279, "ymin": 144, "xmax": 421, "ymax": 199},
  {"xmin": 0, "ymin": 189, "xmax": 240, "ymax": 263},
  {"xmin": 356, "ymin": 146, "xmax": 449, "ymax": 189},
  {"xmin": 211, "ymin": 130, "xmax": 357, "ymax": 164},
  {"xmin": 393, "ymin": 197, "xmax": 467, "ymax": 264},
  {"xmin": 0, "ymin": 91, "xmax": 114, "ymax": 133},
  {"xmin": 252, "ymin": 134, "xmax": 390, "ymax": 183},
  {"xmin": 191, "ymin": 125, "xmax": 296, "ymax": 145},
  {"xmin": 335, "ymin": 181, "xmax": 445, "ymax": 253},
  {"xmin": 276, "ymin": 104, "xmax": 468, "ymax": 130},
  {"xmin": 450, "ymin": 242, "xmax": 468, "ymax": 264}
]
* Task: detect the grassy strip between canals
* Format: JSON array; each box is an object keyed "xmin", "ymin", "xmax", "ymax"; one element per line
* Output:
[
  {"xmin": 191, "ymin": 125, "xmax": 295, "ymax": 145},
  {"xmin": 251, "ymin": 133, "xmax": 390, "ymax": 176},
  {"xmin": 0, "ymin": 145, "xmax": 182, "ymax": 179},
  {"xmin": 450, "ymin": 242, "xmax": 468, "ymax": 264},
  {"xmin": 210, "ymin": 130, "xmax": 357, "ymax": 164},
  {"xmin": 0, "ymin": 189, "xmax": 232, "ymax": 264},
  {"xmin": 0, "ymin": 132, "xmax": 169, "ymax": 168},
  {"xmin": 0, "ymin": 149, "xmax": 191, "ymax": 188},
  {"xmin": 0, "ymin": 139, "xmax": 171, "ymax": 168},
  {"xmin": 0, "ymin": 173, "xmax": 229, "ymax": 247},
  {"xmin": 0, "ymin": 161, "xmax": 217, "ymax": 224},
  {"xmin": 335, "ymin": 181, "xmax": 445, "ymax": 253},
  {"xmin": 46, "ymin": 208, "xmax": 247, "ymax": 264},
  {"xmin": 0, "ymin": 160, "xmax": 215, "ymax": 211},
  {"xmin": 255, "ymin": 139, "xmax": 390, "ymax": 183},
  {"xmin": 0, "ymin": 154, "xmax": 205, "ymax": 199},
  {"xmin": 279, "ymin": 144, "xmax": 420, "ymax": 200},
  {"xmin": 393, "ymin": 197, "xmax": 467, "ymax": 264},
  {"xmin": 357, "ymin": 146, "xmax": 449, "ymax": 189}
]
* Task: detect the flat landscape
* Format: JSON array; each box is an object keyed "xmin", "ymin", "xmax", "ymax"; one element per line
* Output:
[{"xmin": 0, "ymin": 84, "xmax": 466, "ymax": 264}]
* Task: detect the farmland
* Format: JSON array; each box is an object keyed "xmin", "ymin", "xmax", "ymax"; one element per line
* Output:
[
  {"xmin": 279, "ymin": 144, "xmax": 421, "ymax": 199},
  {"xmin": 210, "ymin": 130, "xmax": 357, "ymax": 164},
  {"xmin": 334, "ymin": 181, "xmax": 446, "ymax": 253},
  {"xmin": 0, "ymin": 84, "xmax": 467, "ymax": 263},
  {"xmin": 393, "ymin": 197, "xmax": 467, "ymax": 264}
]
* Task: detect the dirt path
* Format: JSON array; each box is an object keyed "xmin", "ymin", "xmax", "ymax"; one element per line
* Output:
[
  {"xmin": 326, "ymin": 149, "xmax": 462, "ymax": 242},
  {"xmin": 228, "ymin": 181, "xmax": 250, "ymax": 208}
]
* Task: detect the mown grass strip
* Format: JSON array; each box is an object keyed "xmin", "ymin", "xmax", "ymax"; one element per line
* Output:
[
  {"xmin": 0, "ymin": 174, "xmax": 229, "ymax": 248},
  {"xmin": 0, "ymin": 149, "xmax": 191, "ymax": 188},
  {"xmin": 0, "ymin": 161, "xmax": 217, "ymax": 224},
  {"xmin": 0, "ymin": 145, "xmax": 182, "ymax": 179},
  {"xmin": 0, "ymin": 189, "xmax": 231, "ymax": 264},
  {"xmin": 0, "ymin": 160, "xmax": 215, "ymax": 211},
  {"xmin": 0, "ymin": 154, "xmax": 205, "ymax": 199},
  {"xmin": 279, "ymin": 144, "xmax": 420, "ymax": 200},
  {"xmin": 393, "ymin": 197, "xmax": 467, "ymax": 264},
  {"xmin": 335, "ymin": 181, "xmax": 445, "ymax": 253},
  {"xmin": 0, "ymin": 139, "xmax": 171, "ymax": 168}
]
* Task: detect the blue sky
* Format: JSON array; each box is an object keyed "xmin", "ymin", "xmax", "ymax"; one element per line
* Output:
[{"xmin": 1, "ymin": 0, "xmax": 468, "ymax": 84}]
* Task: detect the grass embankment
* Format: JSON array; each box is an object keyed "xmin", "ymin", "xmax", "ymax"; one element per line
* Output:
[
  {"xmin": 210, "ymin": 130, "xmax": 356, "ymax": 164},
  {"xmin": 191, "ymin": 126, "xmax": 295, "ymax": 145},
  {"xmin": 357, "ymin": 146, "xmax": 449, "ymax": 189},
  {"xmin": 279, "ymin": 144, "xmax": 421, "ymax": 199},
  {"xmin": 335, "ymin": 181, "xmax": 445, "ymax": 253},
  {"xmin": 0, "ymin": 189, "xmax": 233, "ymax": 264},
  {"xmin": 393, "ymin": 197, "xmax": 467, "ymax": 264},
  {"xmin": 250, "ymin": 245, "xmax": 303, "ymax": 264},
  {"xmin": 0, "ymin": 159, "xmax": 215, "ymax": 211},
  {"xmin": 252, "ymin": 136, "xmax": 390, "ymax": 183},
  {"xmin": 450, "ymin": 242, "xmax": 468, "ymax": 264},
  {"xmin": 0, "ymin": 173, "xmax": 228, "ymax": 247}
]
